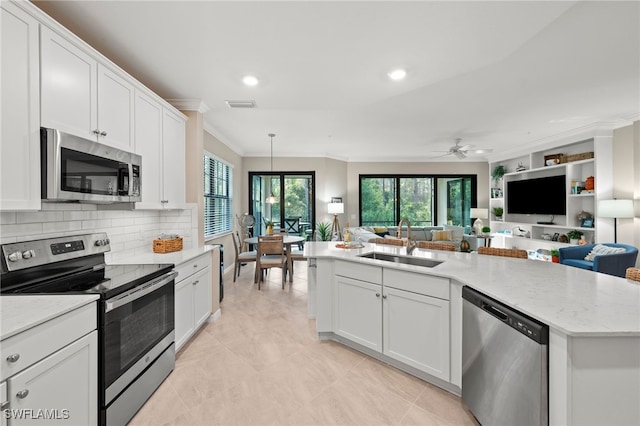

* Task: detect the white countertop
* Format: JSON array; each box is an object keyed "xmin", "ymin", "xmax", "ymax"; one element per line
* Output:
[
  {"xmin": 107, "ymin": 245, "xmax": 217, "ymax": 266},
  {"xmin": 304, "ymin": 242, "xmax": 640, "ymax": 337},
  {"xmin": 1, "ymin": 294, "xmax": 99, "ymax": 340}
]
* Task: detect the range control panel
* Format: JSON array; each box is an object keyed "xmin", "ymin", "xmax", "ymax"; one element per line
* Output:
[{"xmin": 1, "ymin": 233, "xmax": 110, "ymax": 272}]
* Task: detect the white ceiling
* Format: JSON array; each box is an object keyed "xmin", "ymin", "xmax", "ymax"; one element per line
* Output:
[{"xmin": 33, "ymin": 1, "xmax": 640, "ymax": 162}]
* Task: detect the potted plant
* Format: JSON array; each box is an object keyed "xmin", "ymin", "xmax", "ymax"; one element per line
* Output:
[
  {"xmin": 481, "ymin": 226, "xmax": 491, "ymax": 237},
  {"xmin": 549, "ymin": 249, "xmax": 560, "ymax": 263},
  {"xmin": 263, "ymin": 218, "xmax": 274, "ymax": 235},
  {"xmin": 492, "ymin": 207, "xmax": 504, "ymax": 221},
  {"xmin": 566, "ymin": 229, "xmax": 583, "ymax": 244},
  {"xmin": 492, "ymin": 165, "xmax": 506, "ymax": 184},
  {"xmin": 315, "ymin": 221, "xmax": 332, "ymax": 241}
]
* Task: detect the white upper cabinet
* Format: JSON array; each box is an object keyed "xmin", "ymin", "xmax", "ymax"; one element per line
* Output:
[
  {"xmin": 134, "ymin": 90, "xmax": 186, "ymax": 209},
  {"xmin": 40, "ymin": 26, "xmax": 134, "ymax": 151},
  {"xmin": 1, "ymin": 2, "xmax": 41, "ymax": 211}
]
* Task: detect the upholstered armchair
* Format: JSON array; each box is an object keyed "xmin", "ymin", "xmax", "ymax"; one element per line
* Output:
[{"xmin": 558, "ymin": 243, "xmax": 638, "ymax": 278}]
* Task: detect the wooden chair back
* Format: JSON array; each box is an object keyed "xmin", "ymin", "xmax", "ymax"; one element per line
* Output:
[
  {"xmin": 257, "ymin": 235, "xmax": 284, "ymax": 256},
  {"xmin": 626, "ymin": 267, "xmax": 640, "ymax": 282},
  {"xmin": 478, "ymin": 247, "xmax": 528, "ymax": 259},
  {"xmin": 416, "ymin": 241, "xmax": 456, "ymax": 251},
  {"xmin": 373, "ymin": 238, "xmax": 405, "ymax": 246}
]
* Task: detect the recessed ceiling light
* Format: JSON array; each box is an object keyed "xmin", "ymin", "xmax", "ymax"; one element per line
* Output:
[
  {"xmin": 242, "ymin": 75, "xmax": 259, "ymax": 86},
  {"xmin": 387, "ymin": 69, "xmax": 407, "ymax": 81}
]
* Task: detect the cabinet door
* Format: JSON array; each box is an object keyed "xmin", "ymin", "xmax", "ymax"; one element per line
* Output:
[
  {"xmin": 97, "ymin": 64, "xmax": 134, "ymax": 150},
  {"xmin": 133, "ymin": 90, "xmax": 163, "ymax": 208},
  {"xmin": 334, "ymin": 276, "xmax": 382, "ymax": 352},
  {"xmin": 174, "ymin": 277, "xmax": 195, "ymax": 352},
  {"xmin": 41, "ymin": 26, "xmax": 97, "ymax": 140},
  {"xmin": 161, "ymin": 108, "xmax": 186, "ymax": 208},
  {"xmin": 383, "ymin": 287, "xmax": 450, "ymax": 380},
  {"xmin": 1, "ymin": 3, "xmax": 41, "ymax": 211},
  {"xmin": 192, "ymin": 267, "xmax": 212, "ymax": 329},
  {"xmin": 7, "ymin": 331, "xmax": 97, "ymax": 426}
]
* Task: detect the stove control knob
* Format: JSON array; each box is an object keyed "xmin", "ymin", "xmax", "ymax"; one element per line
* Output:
[
  {"xmin": 95, "ymin": 240, "xmax": 104, "ymax": 246},
  {"xmin": 21, "ymin": 250, "xmax": 35, "ymax": 259},
  {"xmin": 7, "ymin": 251, "xmax": 22, "ymax": 262}
]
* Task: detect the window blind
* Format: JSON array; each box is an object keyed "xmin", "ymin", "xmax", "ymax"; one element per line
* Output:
[{"xmin": 204, "ymin": 153, "xmax": 233, "ymax": 238}]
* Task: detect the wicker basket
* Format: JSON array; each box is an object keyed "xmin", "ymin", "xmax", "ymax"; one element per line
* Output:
[
  {"xmin": 564, "ymin": 152, "xmax": 594, "ymax": 163},
  {"xmin": 544, "ymin": 153, "xmax": 565, "ymax": 166},
  {"xmin": 626, "ymin": 267, "xmax": 640, "ymax": 283},
  {"xmin": 153, "ymin": 236, "xmax": 183, "ymax": 253}
]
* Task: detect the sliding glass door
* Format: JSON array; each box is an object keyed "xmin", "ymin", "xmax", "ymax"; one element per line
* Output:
[{"xmin": 249, "ymin": 172, "xmax": 315, "ymax": 236}]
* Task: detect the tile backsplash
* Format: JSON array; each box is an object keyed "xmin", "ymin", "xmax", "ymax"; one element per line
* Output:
[{"xmin": 0, "ymin": 203, "xmax": 197, "ymax": 261}]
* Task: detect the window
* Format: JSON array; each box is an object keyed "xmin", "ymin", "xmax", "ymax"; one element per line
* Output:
[
  {"xmin": 204, "ymin": 152, "xmax": 233, "ymax": 238},
  {"xmin": 359, "ymin": 174, "xmax": 476, "ymax": 227}
]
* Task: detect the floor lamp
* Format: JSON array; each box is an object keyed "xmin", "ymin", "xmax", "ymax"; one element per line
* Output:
[
  {"xmin": 328, "ymin": 201, "xmax": 344, "ymax": 241},
  {"xmin": 598, "ymin": 199, "xmax": 634, "ymax": 243}
]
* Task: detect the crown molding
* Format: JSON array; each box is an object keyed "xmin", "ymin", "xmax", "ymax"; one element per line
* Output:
[{"xmin": 167, "ymin": 99, "xmax": 210, "ymax": 113}]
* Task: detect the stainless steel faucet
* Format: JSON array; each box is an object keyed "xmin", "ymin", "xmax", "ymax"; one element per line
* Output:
[{"xmin": 398, "ymin": 217, "xmax": 417, "ymax": 254}]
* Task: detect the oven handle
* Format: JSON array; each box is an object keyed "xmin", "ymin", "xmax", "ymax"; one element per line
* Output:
[{"xmin": 105, "ymin": 271, "xmax": 177, "ymax": 313}]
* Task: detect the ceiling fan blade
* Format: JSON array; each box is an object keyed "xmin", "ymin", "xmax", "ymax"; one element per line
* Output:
[
  {"xmin": 454, "ymin": 151, "xmax": 466, "ymax": 159},
  {"xmin": 459, "ymin": 144, "xmax": 473, "ymax": 151}
]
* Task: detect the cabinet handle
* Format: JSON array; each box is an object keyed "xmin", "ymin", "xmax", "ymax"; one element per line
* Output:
[
  {"xmin": 6, "ymin": 353, "xmax": 20, "ymax": 363},
  {"xmin": 375, "ymin": 293, "xmax": 380, "ymax": 297},
  {"xmin": 161, "ymin": 200, "xmax": 168, "ymax": 204},
  {"xmin": 382, "ymin": 295, "xmax": 387, "ymax": 299},
  {"xmin": 193, "ymin": 280, "xmax": 199, "ymax": 285},
  {"xmin": 93, "ymin": 129, "xmax": 100, "ymax": 135},
  {"xmin": 100, "ymin": 131, "xmax": 107, "ymax": 137},
  {"xmin": 193, "ymin": 264, "xmax": 198, "ymax": 268},
  {"xmin": 16, "ymin": 389, "xmax": 29, "ymax": 399}
]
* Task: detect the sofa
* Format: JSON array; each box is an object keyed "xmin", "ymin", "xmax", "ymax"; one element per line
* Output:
[
  {"xmin": 345, "ymin": 225, "xmax": 478, "ymax": 251},
  {"xmin": 558, "ymin": 243, "xmax": 638, "ymax": 278}
]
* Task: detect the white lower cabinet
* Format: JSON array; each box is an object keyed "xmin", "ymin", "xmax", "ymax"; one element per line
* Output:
[
  {"xmin": 0, "ymin": 302, "xmax": 98, "ymax": 425},
  {"xmin": 332, "ymin": 263, "xmax": 451, "ymax": 381},
  {"xmin": 334, "ymin": 276, "xmax": 382, "ymax": 351},
  {"xmin": 6, "ymin": 332, "xmax": 97, "ymax": 426},
  {"xmin": 174, "ymin": 253, "xmax": 212, "ymax": 351},
  {"xmin": 383, "ymin": 287, "xmax": 450, "ymax": 380}
]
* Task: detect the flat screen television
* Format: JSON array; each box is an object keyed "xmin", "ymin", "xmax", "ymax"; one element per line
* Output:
[{"xmin": 507, "ymin": 175, "xmax": 566, "ymax": 216}]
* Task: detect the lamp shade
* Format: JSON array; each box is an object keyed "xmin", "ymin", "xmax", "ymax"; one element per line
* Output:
[
  {"xmin": 470, "ymin": 208, "xmax": 488, "ymax": 219},
  {"xmin": 598, "ymin": 199, "xmax": 634, "ymax": 218},
  {"xmin": 328, "ymin": 202, "xmax": 344, "ymax": 214}
]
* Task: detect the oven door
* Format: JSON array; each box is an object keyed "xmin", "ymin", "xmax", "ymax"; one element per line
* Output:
[{"xmin": 102, "ymin": 271, "xmax": 176, "ymax": 404}]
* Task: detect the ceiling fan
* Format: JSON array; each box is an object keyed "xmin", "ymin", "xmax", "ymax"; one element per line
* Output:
[{"xmin": 432, "ymin": 138, "xmax": 492, "ymax": 159}]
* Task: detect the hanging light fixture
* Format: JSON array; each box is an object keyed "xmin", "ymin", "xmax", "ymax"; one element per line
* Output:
[{"xmin": 265, "ymin": 133, "xmax": 278, "ymax": 204}]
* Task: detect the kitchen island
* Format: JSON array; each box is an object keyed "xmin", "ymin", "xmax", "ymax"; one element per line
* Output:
[{"xmin": 304, "ymin": 241, "xmax": 640, "ymax": 426}]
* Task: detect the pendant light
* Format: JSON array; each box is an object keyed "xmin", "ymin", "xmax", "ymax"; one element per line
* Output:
[{"xmin": 265, "ymin": 133, "xmax": 278, "ymax": 204}]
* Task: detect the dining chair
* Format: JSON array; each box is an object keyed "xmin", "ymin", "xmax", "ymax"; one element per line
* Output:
[
  {"xmin": 284, "ymin": 217, "xmax": 301, "ymax": 235},
  {"xmin": 256, "ymin": 235, "xmax": 288, "ymax": 289},
  {"xmin": 232, "ymin": 231, "xmax": 256, "ymax": 282},
  {"xmin": 626, "ymin": 267, "xmax": 640, "ymax": 282},
  {"xmin": 478, "ymin": 247, "xmax": 528, "ymax": 259},
  {"xmin": 373, "ymin": 238, "xmax": 405, "ymax": 246},
  {"xmin": 416, "ymin": 241, "xmax": 456, "ymax": 251}
]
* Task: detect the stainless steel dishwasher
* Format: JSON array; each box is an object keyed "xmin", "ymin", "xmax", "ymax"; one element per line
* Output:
[{"xmin": 462, "ymin": 286, "xmax": 549, "ymax": 426}]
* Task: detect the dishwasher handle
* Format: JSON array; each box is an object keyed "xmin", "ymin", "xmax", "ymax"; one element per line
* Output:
[{"xmin": 482, "ymin": 302, "xmax": 508, "ymax": 322}]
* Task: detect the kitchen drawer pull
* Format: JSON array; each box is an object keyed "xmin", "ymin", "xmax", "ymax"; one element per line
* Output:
[
  {"xmin": 6, "ymin": 353, "xmax": 20, "ymax": 363},
  {"xmin": 193, "ymin": 264, "xmax": 198, "ymax": 268},
  {"xmin": 16, "ymin": 389, "xmax": 29, "ymax": 399}
]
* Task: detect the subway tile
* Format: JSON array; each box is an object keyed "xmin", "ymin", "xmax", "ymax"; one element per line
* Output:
[
  {"xmin": 64, "ymin": 210, "xmax": 99, "ymax": 221},
  {"xmin": 0, "ymin": 212, "xmax": 16, "ymax": 225},
  {"xmin": 17, "ymin": 211, "xmax": 64, "ymax": 224},
  {"xmin": 42, "ymin": 221, "xmax": 82, "ymax": 234},
  {"xmin": 1, "ymin": 223, "xmax": 43, "ymax": 238},
  {"xmin": 81, "ymin": 219, "xmax": 112, "ymax": 229}
]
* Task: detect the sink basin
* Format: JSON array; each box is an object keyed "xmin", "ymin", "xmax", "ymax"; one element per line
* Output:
[{"xmin": 358, "ymin": 252, "xmax": 443, "ymax": 268}]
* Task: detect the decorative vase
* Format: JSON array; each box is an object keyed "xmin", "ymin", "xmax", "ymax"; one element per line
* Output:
[
  {"xmin": 266, "ymin": 225, "xmax": 273, "ymax": 235},
  {"xmin": 570, "ymin": 238, "xmax": 579, "ymax": 245},
  {"xmin": 552, "ymin": 256, "xmax": 559, "ymax": 263}
]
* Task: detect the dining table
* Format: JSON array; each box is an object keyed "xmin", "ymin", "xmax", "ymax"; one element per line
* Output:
[{"xmin": 244, "ymin": 235, "xmax": 305, "ymax": 283}]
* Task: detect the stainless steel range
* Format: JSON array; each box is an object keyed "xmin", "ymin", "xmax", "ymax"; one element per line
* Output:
[{"xmin": 0, "ymin": 233, "xmax": 177, "ymax": 426}]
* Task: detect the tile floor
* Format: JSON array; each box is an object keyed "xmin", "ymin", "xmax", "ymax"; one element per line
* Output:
[{"xmin": 130, "ymin": 261, "xmax": 479, "ymax": 426}]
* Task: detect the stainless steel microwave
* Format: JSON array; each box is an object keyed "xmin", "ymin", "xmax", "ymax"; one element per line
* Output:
[{"xmin": 41, "ymin": 127, "xmax": 141, "ymax": 203}]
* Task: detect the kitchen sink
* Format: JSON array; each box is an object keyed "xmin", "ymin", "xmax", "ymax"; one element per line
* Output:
[{"xmin": 358, "ymin": 252, "xmax": 443, "ymax": 268}]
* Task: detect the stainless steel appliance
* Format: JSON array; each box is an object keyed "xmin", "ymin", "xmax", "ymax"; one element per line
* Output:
[
  {"xmin": 1, "ymin": 233, "xmax": 175, "ymax": 426},
  {"xmin": 41, "ymin": 127, "xmax": 141, "ymax": 203},
  {"xmin": 462, "ymin": 286, "xmax": 549, "ymax": 426}
]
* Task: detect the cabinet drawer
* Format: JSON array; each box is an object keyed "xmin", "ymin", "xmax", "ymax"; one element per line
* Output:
[
  {"xmin": 383, "ymin": 269, "xmax": 449, "ymax": 300},
  {"xmin": 175, "ymin": 253, "xmax": 211, "ymax": 283},
  {"xmin": 0, "ymin": 302, "xmax": 96, "ymax": 381},
  {"xmin": 335, "ymin": 260, "xmax": 382, "ymax": 284}
]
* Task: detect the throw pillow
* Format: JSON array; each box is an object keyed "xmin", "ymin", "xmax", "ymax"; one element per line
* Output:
[
  {"xmin": 584, "ymin": 244, "xmax": 626, "ymax": 261},
  {"xmin": 432, "ymin": 230, "xmax": 453, "ymax": 241},
  {"xmin": 373, "ymin": 226, "xmax": 389, "ymax": 237},
  {"xmin": 444, "ymin": 225, "xmax": 464, "ymax": 242}
]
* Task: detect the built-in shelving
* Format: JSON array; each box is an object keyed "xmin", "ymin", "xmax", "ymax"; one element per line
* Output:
[{"xmin": 489, "ymin": 132, "xmax": 614, "ymax": 248}]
